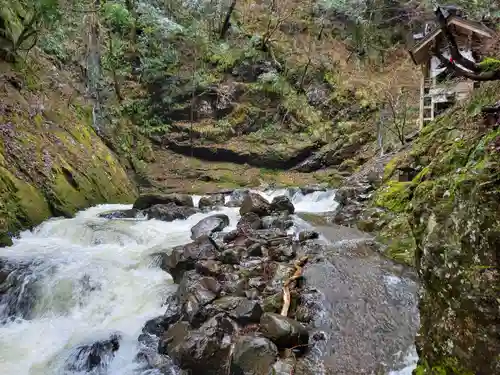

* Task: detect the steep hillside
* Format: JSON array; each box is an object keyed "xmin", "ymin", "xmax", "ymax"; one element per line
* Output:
[
  {"xmin": 363, "ymin": 82, "xmax": 500, "ymax": 374},
  {"xmin": 0, "ymin": 52, "xmax": 137, "ymax": 245}
]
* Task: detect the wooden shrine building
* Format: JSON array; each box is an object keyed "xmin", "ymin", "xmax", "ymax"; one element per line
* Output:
[{"xmin": 409, "ymin": 6, "xmax": 496, "ymax": 128}]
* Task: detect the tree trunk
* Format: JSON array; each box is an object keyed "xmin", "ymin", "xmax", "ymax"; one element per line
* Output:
[{"xmin": 219, "ymin": 0, "xmax": 236, "ymax": 39}]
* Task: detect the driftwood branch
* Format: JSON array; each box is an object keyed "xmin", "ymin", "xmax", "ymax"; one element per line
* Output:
[{"xmin": 281, "ymin": 256, "xmax": 308, "ymax": 317}]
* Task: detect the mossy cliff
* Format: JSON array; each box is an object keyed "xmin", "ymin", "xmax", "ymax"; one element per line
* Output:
[
  {"xmin": 366, "ymin": 82, "xmax": 500, "ymax": 374},
  {"xmin": 0, "ymin": 56, "xmax": 137, "ymax": 246}
]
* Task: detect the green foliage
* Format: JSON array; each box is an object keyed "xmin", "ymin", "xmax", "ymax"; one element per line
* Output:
[
  {"xmin": 39, "ymin": 26, "xmax": 68, "ymax": 61},
  {"xmin": 0, "ymin": 0, "xmax": 61, "ymax": 59},
  {"xmin": 102, "ymin": 2, "xmax": 133, "ymax": 34},
  {"xmin": 479, "ymin": 58, "xmax": 500, "ymax": 72}
]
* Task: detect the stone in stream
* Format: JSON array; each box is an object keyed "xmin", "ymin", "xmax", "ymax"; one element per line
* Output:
[
  {"xmin": 177, "ymin": 270, "xmax": 221, "ymax": 323},
  {"xmin": 270, "ymin": 195, "xmax": 295, "ymax": 214},
  {"xmin": 144, "ymin": 202, "xmax": 198, "ymax": 222},
  {"xmin": 261, "ymin": 214, "xmax": 294, "ymax": 230},
  {"xmin": 298, "ymin": 230, "xmax": 319, "ymax": 242},
  {"xmin": 64, "ymin": 334, "xmax": 121, "ymax": 372},
  {"xmin": 159, "ymin": 314, "xmax": 235, "ymax": 375},
  {"xmin": 190, "ymin": 214, "xmax": 230, "ymax": 240},
  {"xmin": 98, "ymin": 208, "xmax": 139, "ymax": 219},
  {"xmin": 237, "ymin": 212, "xmax": 262, "ymax": 231},
  {"xmin": 230, "ymin": 335, "xmax": 278, "ymax": 375},
  {"xmin": 260, "ymin": 312, "xmax": 309, "ymax": 349},
  {"xmin": 198, "ymin": 194, "xmax": 225, "ymax": 210},
  {"xmin": 133, "ymin": 193, "xmax": 194, "ymax": 210},
  {"xmin": 159, "ymin": 235, "xmax": 219, "ymax": 283},
  {"xmin": 239, "ymin": 193, "xmax": 271, "ymax": 217}
]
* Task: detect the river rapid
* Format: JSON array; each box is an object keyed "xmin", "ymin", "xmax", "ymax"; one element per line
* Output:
[{"xmin": 0, "ymin": 189, "xmax": 418, "ymax": 375}]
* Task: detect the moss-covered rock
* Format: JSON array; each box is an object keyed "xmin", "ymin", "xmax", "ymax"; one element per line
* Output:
[
  {"xmin": 0, "ymin": 56, "xmax": 136, "ymax": 241},
  {"xmin": 365, "ymin": 82, "xmax": 500, "ymax": 374}
]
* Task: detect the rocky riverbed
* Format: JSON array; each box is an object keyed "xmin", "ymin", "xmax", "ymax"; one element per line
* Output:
[{"xmin": 0, "ymin": 188, "xmax": 418, "ymax": 375}]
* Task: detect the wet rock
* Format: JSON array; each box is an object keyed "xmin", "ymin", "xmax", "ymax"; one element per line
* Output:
[
  {"xmin": 270, "ymin": 195, "xmax": 295, "ymax": 214},
  {"xmin": 261, "ymin": 215, "xmax": 294, "ymax": 231},
  {"xmin": 229, "ymin": 189, "xmax": 251, "ymax": 205},
  {"xmin": 219, "ymin": 248, "xmax": 242, "ymax": 265},
  {"xmin": 245, "ymin": 288, "xmax": 260, "ymax": 300},
  {"xmin": 198, "ymin": 194, "xmax": 225, "ymax": 210},
  {"xmin": 144, "ymin": 202, "xmax": 198, "ymax": 222},
  {"xmin": 260, "ymin": 313, "xmax": 309, "ymax": 349},
  {"xmin": 0, "ymin": 259, "xmax": 41, "ymax": 321},
  {"xmin": 300, "ymin": 184, "xmax": 328, "ymax": 195},
  {"xmin": 160, "ymin": 235, "xmax": 218, "ymax": 282},
  {"xmin": 65, "ymin": 334, "xmax": 121, "ymax": 372},
  {"xmin": 261, "ymin": 293, "xmax": 283, "ymax": 313},
  {"xmin": 98, "ymin": 208, "xmax": 139, "ymax": 219},
  {"xmin": 142, "ymin": 295, "xmax": 181, "ymax": 337},
  {"xmin": 298, "ymin": 231, "xmax": 319, "ymax": 242},
  {"xmin": 240, "ymin": 193, "xmax": 271, "ymax": 217},
  {"xmin": 230, "ymin": 335, "xmax": 278, "ymax": 375},
  {"xmin": 160, "ymin": 314, "xmax": 234, "ymax": 374},
  {"xmin": 195, "ymin": 259, "xmax": 223, "ymax": 277},
  {"xmin": 268, "ymin": 244, "xmax": 296, "ymax": 262},
  {"xmin": 190, "ymin": 214, "xmax": 230, "ymax": 240},
  {"xmin": 133, "ymin": 193, "xmax": 194, "ymax": 210},
  {"xmin": 209, "ymin": 296, "xmax": 263, "ymax": 323},
  {"xmin": 177, "ymin": 271, "xmax": 221, "ymax": 323},
  {"xmin": 247, "ymin": 243, "xmax": 263, "ymax": 257},
  {"xmin": 237, "ymin": 212, "xmax": 262, "ymax": 231}
]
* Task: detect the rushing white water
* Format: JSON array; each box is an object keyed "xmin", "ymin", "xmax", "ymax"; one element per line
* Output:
[
  {"xmin": 256, "ymin": 188, "xmax": 339, "ymax": 213},
  {"xmin": 0, "ymin": 190, "xmax": 416, "ymax": 375}
]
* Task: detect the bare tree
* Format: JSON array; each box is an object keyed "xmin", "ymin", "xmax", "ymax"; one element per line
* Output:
[{"xmin": 381, "ymin": 88, "xmax": 411, "ymax": 146}]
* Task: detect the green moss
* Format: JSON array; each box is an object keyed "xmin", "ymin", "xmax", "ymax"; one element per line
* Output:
[
  {"xmin": 382, "ymin": 155, "xmax": 401, "ymax": 180},
  {"xmin": 373, "ymin": 181, "xmax": 412, "ymax": 213}
]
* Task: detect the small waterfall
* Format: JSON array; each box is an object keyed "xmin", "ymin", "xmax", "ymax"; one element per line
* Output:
[{"xmin": 0, "ymin": 191, "xmax": 416, "ymax": 375}]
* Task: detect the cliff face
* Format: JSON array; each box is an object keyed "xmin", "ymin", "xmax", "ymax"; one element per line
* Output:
[
  {"xmin": 367, "ymin": 83, "xmax": 500, "ymax": 374},
  {"xmin": 0, "ymin": 55, "xmax": 137, "ymax": 245}
]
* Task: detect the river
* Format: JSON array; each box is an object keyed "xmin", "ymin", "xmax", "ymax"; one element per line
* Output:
[{"xmin": 0, "ymin": 189, "xmax": 418, "ymax": 375}]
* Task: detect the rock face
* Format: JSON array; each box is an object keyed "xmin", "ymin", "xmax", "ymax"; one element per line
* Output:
[
  {"xmin": 363, "ymin": 84, "xmax": 500, "ymax": 374},
  {"xmin": 190, "ymin": 214, "xmax": 230, "ymax": 240},
  {"xmin": 0, "ymin": 59, "xmax": 136, "ymax": 241}
]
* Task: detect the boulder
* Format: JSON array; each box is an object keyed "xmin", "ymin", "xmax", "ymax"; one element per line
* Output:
[
  {"xmin": 98, "ymin": 208, "xmax": 139, "ymax": 219},
  {"xmin": 177, "ymin": 271, "xmax": 221, "ymax": 323},
  {"xmin": 160, "ymin": 314, "xmax": 234, "ymax": 375},
  {"xmin": 144, "ymin": 202, "xmax": 198, "ymax": 222},
  {"xmin": 195, "ymin": 260, "xmax": 223, "ymax": 277},
  {"xmin": 237, "ymin": 212, "xmax": 262, "ymax": 231},
  {"xmin": 219, "ymin": 248, "xmax": 242, "ymax": 265},
  {"xmin": 230, "ymin": 335, "xmax": 278, "ymax": 375},
  {"xmin": 191, "ymin": 214, "xmax": 230, "ymax": 240},
  {"xmin": 239, "ymin": 193, "xmax": 271, "ymax": 217},
  {"xmin": 133, "ymin": 193, "xmax": 194, "ymax": 210},
  {"xmin": 270, "ymin": 195, "xmax": 295, "ymax": 214},
  {"xmin": 198, "ymin": 194, "xmax": 225, "ymax": 210},
  {"xmin": 261, "ymin": 215, "xmax": 294, "ymax": 230},
  {"xmin": 160, "ymin": 235, "xmax": 219, "ymax": 282},
  {"xmin": 209, "ymin": 296, "xmax": 263, "ymax": 323},
  {"xmin": 298, "ymin": 231, "xmax": 319, "ymax": 242},
  {"xmin": 260, "ymin": 313, "xmax": 309, "ymax": 349},
  {"xmin": 65, "ymin": 334, "xmax": 121, "ymax": 372}
]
